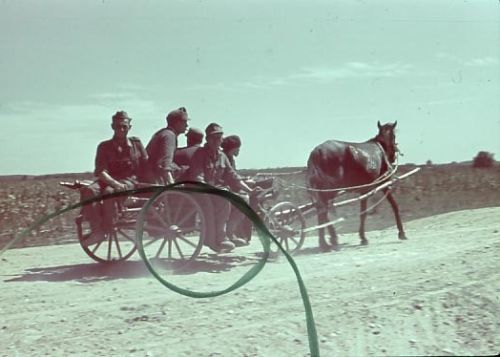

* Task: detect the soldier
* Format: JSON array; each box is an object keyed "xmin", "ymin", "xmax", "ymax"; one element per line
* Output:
[
  {"xmin": 221, "ymin": 135, "xmax": 253, "ymax": 243},
  {"xmin": 146, "ymin": 107, "xmax": 189, "ymax": 184},
  {"xmin": 81, "ymin": 111, "xmax": 148, "ymax": 246},
  {"xmin": 174, "ymin": 127, "xmax": 204, "ymax": 171},
  {"xmin": 186, "ymin": 123, "xmax": 254, "ymax": 252},
  {"xmin": 221, "ymin": 135, "xmax": 241, "ymax": 169},
  {"xmin": 186, "ymin": 127, "xmax": 204, "ymax": 147}
]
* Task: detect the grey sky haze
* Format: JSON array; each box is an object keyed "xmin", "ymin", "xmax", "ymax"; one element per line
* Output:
[{"xmin": 1, "ymin": 0, "xmax": 499, "ymax": 175}]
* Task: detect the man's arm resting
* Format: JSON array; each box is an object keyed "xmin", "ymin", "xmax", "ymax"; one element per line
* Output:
[
  {"xmin": 237, "ymin": 179, "xmax": 254, "ymax": 194},
  {"xmin": 98, "ymin": 171, "xmax": 127, "ymax": 190}
]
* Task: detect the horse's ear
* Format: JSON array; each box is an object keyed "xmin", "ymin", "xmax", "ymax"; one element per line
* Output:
[
  {"xmin": 377, "ymin": 121, "xmax": 382, "ymax": 130},
  {"xmin": 393, "ymin": 121, "xmax": 397, "ymax": 129}
]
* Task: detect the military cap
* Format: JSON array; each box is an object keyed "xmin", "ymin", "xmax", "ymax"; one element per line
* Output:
[
  {"xmin": 186, "ymin": 127, "xmax": 203, "ymax": 139},
  {"xmin": 166, "ymin": 107, "xmax": 190, "ymax": 124},
  {"xmin": 112, "ymin": 111, "xmax": 132, "ymax": 123},
  {"xmin": 205, "ymin": 123, "xmax": 224, "ymax": 136},
  {"xmin": 187, "ymin": 127, "xmax": 203, "ymax": 137},
  {"xmin": 221, "ymin": 135, "xmax": 241, "ymax": 151}
]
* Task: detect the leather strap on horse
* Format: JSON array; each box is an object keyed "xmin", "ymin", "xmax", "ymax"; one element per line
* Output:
[{"xmin": 278, "ymin": 147, "xmax": 400, "ymax": 193}]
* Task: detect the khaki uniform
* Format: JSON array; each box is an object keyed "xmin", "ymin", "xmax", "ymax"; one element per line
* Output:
[
  {"xmin": 173, "ymin": 144, "xmax": 202, "ymax": 181},
  {"xmin": 187, "ymin": 145, "xmax": 242, "ymax": 189},
  {"xmin": 174, "ymin": 144, "xmax": 201, "ymax": 167},
  {"xmin": 186, "ymin": 145, "xmax": 242, "ymax": 247},
  {"xmin": 146, "ymin": 127, "xmax": 181, "ymax": 183},
  {"xmin": 224, "ymin": 153, "xmax": 252, "ymax": 241},
  {"xmin": 94, "ymin": 136, "xmax": 148, "ymax": 183},
  {"xmin": 82, "ymin": 136, "xmax": 148, "ymax": 232}
]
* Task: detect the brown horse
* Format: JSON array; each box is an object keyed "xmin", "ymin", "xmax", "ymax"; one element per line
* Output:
[{"xmin": 306, "ymin": 121, "xmax": 407, "ymax": 251}]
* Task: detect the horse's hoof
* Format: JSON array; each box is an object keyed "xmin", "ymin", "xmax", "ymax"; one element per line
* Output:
[
  {"xmin": 331, "ymin": 244, "xmax": 340, "ymax": 252},
  {"xmin": 360, "ymin": 239, "xmax": 369, "ymax": 246},
  {"xmin": 398, "ymin": 233, "xmax": 408, "ymax": 240}
]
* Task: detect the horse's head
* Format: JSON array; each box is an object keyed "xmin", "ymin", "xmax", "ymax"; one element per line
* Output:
[{"xmin": 376, "ymin": 121, "xmax": 397, "ymax": 163}]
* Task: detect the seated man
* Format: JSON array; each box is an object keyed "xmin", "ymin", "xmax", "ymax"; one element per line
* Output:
[
  {"xmin": 81, "ymin": 111, "xmax": 148, "ymax": 246},
  {"xmin": 221, "ymin": 135, "xmax": 253, "ymax": 243},
  {"xmin": 146, "ymin": 107, "xmax": 189, "ymax": 184},
  {"xmin": 186, "ymin": 123, "xmax": 254, "ymax": 252},
  {"xmin": 174, "ymin": 127, "xmax": 204, "ymax": 180}
]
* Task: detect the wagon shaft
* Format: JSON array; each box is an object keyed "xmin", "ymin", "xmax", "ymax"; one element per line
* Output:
[
  {"xmin": 301, "ymin": 218, "xmax": 345, "ymax": 234},
  {"xmin": 332, "ymin": 167, "xmax": 420, "ymax": 208}
]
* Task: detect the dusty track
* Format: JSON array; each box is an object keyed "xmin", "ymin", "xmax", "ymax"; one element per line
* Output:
[{"xmin": 1, "ymin": 207, "xmax": 499, "ymax": 356}]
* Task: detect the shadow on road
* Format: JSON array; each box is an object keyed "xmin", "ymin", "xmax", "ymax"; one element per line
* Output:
[
  {"xmin": 289, "ymin": 239, "xmax": 407, "ymax": 257},
  {"xmin": 291, "ymin": 242, "xmax": 366, "ymax": 256},
  {"xmin": 3, "ymin": 254, "xmax": 259, "ymax": 283},
  {"xmin": 3, "ymin": 240, "xmax": 409, "ymax": 284}
]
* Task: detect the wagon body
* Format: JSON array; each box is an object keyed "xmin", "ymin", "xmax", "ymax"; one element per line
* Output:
[{"xmin": 62, "ymin": 181, "xmax": 207, "ymax": 266}]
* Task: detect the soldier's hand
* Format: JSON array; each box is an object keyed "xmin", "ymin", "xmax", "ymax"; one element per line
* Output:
[{"xmin": 115, "ymin": 182, "xmax": 128, "ymax": 191}]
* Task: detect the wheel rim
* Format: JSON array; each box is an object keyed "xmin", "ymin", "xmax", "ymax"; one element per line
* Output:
[
  {"xmin": 80, "ymin": 224, "xmax": 137, "ymax": 263},
  {"xmin": 139, "ymin": 190, "xmax": 204, "ymax": 269},
  {"xmin": 265, "ymin": 201, "xmax": 305, "ymax": 255}
]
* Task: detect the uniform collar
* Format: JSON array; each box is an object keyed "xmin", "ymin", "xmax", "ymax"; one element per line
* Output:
[
  {"xmin": 204, "ymin": 144, "xmax": 221, "ymax": 160},
  {"xmin": 166, "ymin": 126, "xmax": 177, "ymax": 135},
  {"xmin": 112, "ymin": 136, "xmax": 132, "ymax": 148}
]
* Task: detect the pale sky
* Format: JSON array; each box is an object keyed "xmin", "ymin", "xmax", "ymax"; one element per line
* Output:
[{"xmin": 1, "ymin": 0, "xmax": 499, "ymax": 175}]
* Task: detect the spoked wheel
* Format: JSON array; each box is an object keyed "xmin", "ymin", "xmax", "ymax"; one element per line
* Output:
[
  {"xmin": 265, "ymin": 201, "xmax": 305, "ymax": 255},
  {"xmin": 77, "ymin": 217, "xmax": 137, "ymax": 263},
  {"xmin": 139, "ymin": 190, "xmax": 205, "ymax": 269}
]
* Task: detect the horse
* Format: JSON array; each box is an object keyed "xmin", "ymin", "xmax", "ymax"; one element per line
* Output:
[{"xmin": 306, "ymin": 121, "xmax": 407, "ymax": 251}]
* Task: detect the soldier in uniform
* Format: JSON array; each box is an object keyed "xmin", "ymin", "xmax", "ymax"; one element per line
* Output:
[
  {"xmin": 186, "ymin": 127, "xmax": 204, "ymax": 148},
  {"xmin": 81, "ymin": 111, "xmax": 148, "ymax": 246},
  {"xmin": 146, "ymin": 107, "xmax": 189, "ymax": 184},
  {"xmin": 174, "ymin": 127, "xmax": 204, "ymax": 166},
  {"xmin": 221, "ymin": 135, "xmax": 253, "ymax": 243},
  {"xmin": 186, "ymin": 123, "xmax": 254, "ymax": 252},
  {"xmin": 221, "ymin": 135, "xmax": 241, "ymax": 169},
  {"xmin": 174, "ymin": 127, "xmax": 204, "ymax": 179}
]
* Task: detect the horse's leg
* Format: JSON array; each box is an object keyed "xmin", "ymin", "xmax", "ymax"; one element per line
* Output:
[
  {"xmin": 316, "ymin": 196, "xmax": 331, "ymax": 252},
  {"xmin": 326, "ymin": 224, "xmax": 339, "ymax": 250},
  {"xmin": 326, "ymin": 199, "xmax": 339, "ymax": 250},
  {"xmin": 384, "ymin": 188, "xmax": 407, "ymax": 240},
  {"xmin": 359, "ymin": 198, "xmax": 368, "ymax": 245}
]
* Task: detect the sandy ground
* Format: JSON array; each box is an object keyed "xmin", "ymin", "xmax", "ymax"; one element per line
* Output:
[{"xmin": 0, "ymin": 207, "xmax": 499, "ymax": 356}]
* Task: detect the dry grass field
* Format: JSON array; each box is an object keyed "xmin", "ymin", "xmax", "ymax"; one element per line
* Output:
[{"xmin": 1, "ymin": 163, "xmax": 499, "ymax": 250}]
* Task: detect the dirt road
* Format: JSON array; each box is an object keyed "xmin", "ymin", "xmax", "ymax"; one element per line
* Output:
[{"xmin": 1, "ymin": 207, "xmax": 499, "ymax": 356}]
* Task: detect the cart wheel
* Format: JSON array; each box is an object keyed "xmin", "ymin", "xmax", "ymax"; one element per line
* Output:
[
  {"xmin": 77, "ymin": 217, "xmax": 137, "ymax": 263},
  {"xmin": 265, "ymin": 201, "xmax": 305, "ymax": 255},
  {"xmin": 139, "ymin": 190, "xmax": 205, "ymax": 269}
]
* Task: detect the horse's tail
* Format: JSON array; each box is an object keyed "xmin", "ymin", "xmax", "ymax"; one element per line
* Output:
[
  {"xmin": 306, "ymin": 143, "xmax": 344, "ymax": 203},
  {"xmin": 306, "ymin": 147, "xmax": 333, "ymax": 202},
  {"xmin": 306, "ymin": 150, "xmax": 321, "ymax": 189}
]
